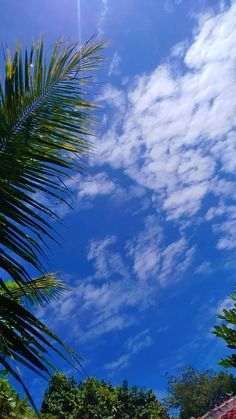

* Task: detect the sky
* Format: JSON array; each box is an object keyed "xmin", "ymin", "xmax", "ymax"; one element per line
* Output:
[{"xmin": 1, "ymin": 0, "xmax": 236, "ymax": 409}]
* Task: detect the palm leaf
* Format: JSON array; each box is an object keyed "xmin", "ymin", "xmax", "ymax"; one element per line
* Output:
[
  {"xmin": 1, "ymin": 273, "xmax": 68, "ymax": 305},
  {"xmin": 0, "ymin": 294, "xmax": 82, "ymax": 412},
  {"xmin": 0, "ymin": 36, "xmax": 105, "ymax": 288},
  {"xmin": 0, "ymin": 274, "xmax": 76, "ymax": 411}
]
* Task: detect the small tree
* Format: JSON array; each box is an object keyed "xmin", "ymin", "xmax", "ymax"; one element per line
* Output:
[{"xmin": 165, "ymin": 367, "xmax": 236, "ymax": 418}]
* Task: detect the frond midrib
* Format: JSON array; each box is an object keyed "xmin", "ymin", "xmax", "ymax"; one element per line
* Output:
[{"xmin": 12, "ymin": 71, "xmax": 73, "ymax": 136}]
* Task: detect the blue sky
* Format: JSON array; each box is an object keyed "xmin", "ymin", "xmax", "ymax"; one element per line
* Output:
[{"xmin": 2, "ymin": 0, "xmax": 236, "ymax": 407}]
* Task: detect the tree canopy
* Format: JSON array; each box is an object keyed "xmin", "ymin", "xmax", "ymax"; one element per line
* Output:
[
  {"xmin": 40, "ymin": 373, "xmax": 168, "ymax": 419},
  {"xmin": 165, "ymin": 367, "xmax": 236, "ymax": 418},
  {"xmin": 0, "ymin": 373, "xmax": 35, "ymax": 418}
]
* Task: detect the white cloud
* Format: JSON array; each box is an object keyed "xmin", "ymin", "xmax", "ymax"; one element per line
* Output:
[
  {"xmin": 98, "ymin": 0, "xmax": 109, "ymax": 35},
  {"xmin": 164, "ymin": 0, "xmax": 183, "ymax": 13},
  {"xmin": 105, "ymin": 329, "xmax": 152, "ymax": 371},
  {"xmin": 184, "ymin": 7, "xmax": 236, "ymax": 68},
  {"xmin": 41, "ymin": 234, "xmax": 153, "ymax": 342},
  {"xmin": 163, "ymin": 182, "xmax": 209, "ymax": 220},
  {"xmin": 104, "ymin": 353, "xmax": 130, "ymax": 370},
  {"xmin": 220, "ymin": 0, "xmax": 229, "ymax": 12},
  {"xmin": 217, "ymin": 296, "xmax": 235, "ymax": 314},
  {"xmin": 77, "ymin": 173, "xmax": 117, "ymax": 199},
  {"xmin": 171, "ymin": 40, "xmax": 188, "ymax": 57},
  {"xmin": 127, "ymin": 329, "xmax": 152, "ymax": 354},
  {"xmin": 194, "ymin": 261, "xmax": 213, "ymax": 275},
  {"xmin": 214, "ymin": 219, "xmax": 236, "ymax": 250},
  {"xmin": 206, "ymin": 202, "xmax": 236, "ymax": 249},
  {"xmin": 159, "ymin": 238, "xmax": 195, "ymax": 285},
  {"xmin": 126, "ymin": 215, "xmax": 163, "ymax": 281},
  {"xmin": 108, "ymin": 52, "xmax": 122, "ymax": 76},
  {"xmin": 38, "ymin": 212, "xmax": 194, "ymax": 344},
  {"xmin": 35, "ymin": 172, "xmax": 126, "ymax": 217},
  {"xmin": 127, "ymin": 215, "xmax": 195, "ymax": 284},
  {"xmin": 97, "ymin": 84, "xmax": 126, "ymax": 113},
  {"xmin": 95, "ymin": 5, "xmax": 236, "ymax": 247},
  {"xmin": 87, "ymin": 236, "xmax": 128, "ymax": 280}
]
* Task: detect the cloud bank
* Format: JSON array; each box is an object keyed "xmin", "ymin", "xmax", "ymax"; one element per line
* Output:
[{"xmin": 95, "ymin": 5, "xmax": 236, "ymax": 248}]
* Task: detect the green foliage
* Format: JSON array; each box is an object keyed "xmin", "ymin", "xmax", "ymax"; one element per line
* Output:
[
  {"xmin": 165, "ymin": 367, "xmax": 236, "ymax": 418},
  {"xmin": 1, "ymin": 274, "xmax": 67, "ymax": 305},
  {"xmin": 41, "ymin": 373, "xmax": 168, "ymax": 418},
  {"xmin": 214, "ymin": 290, "xmax": 236, "ymax": 368},
  {"xmin": 0, "ymin": 373, "xmax": 35, "ymax": 418},
  {"xmin": 0, "ymin": 275, "xmax": 81, "ymax": 410},
  {"xmin": 115, "ymin": 380, "xmax": 167, "ymax": 419},
  {"xmin": 40, "ymin": 373, "xmax": 78, "ymax": 418},
  {"xmin": 0, "ymin": 36, "xmax": 104, "ymax": 403},
  {"xmin": 0, "ymin": 36, "xmax": 104, "ymax": 288}
]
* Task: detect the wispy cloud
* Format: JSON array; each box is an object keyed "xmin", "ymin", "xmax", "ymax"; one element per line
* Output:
[
  {"xmin": 34, "ymin": 172, "xmax": 127, "ymax": 217},
  {"xmin": 127, "ymin": 215, "xmax": 195, "ymax": 285},
  {"xmin": 97, "ymin": 0, "xmax": 109, "ymax": 35},
  {"xmin": 105, "ymin": 329, "xmax": 152, "ymax": 371},
  {"xmin": 104, "ymin": 353, "xmax": 130, "ymax": 370},
  {"xmin": 87, "ymin": 235, "xmax": 128, "ymax": 280},
  {"xmin": 194, "ymin": 261, "xmax": 213, "ymax": 275},
  {"xmin": 37, "ymin": 210, "xmax": 195, "ymax": 347},
  {"xmin": 127, "ymin": 329, "xmax": 152, "ymax": 354},
  {"xmin": 216, "ymin": 294, "xmax": 235, "ymax": 315},
  {"xmin": 108, "ymin": 52, "xmax": 122, "ymax": 76}
]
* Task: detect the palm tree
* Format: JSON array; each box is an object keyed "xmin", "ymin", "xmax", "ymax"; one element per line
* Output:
[{"xmin": 0, "ymin": 36, "xmax": 105, "ymax": 408}]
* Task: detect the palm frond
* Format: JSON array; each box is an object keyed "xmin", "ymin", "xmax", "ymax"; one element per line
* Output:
[
  {"xmin": 0, "ymin": 37, "xmax": 105, "ymax": 287},
  {"xmin": 0, "ymin": 294, "xmax": 82, "ymax": 412},
  {"xmin": 1, "ymin": 273, "xmax": 68, "ymax": 305}
]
